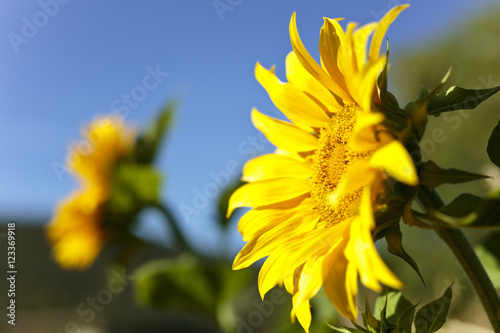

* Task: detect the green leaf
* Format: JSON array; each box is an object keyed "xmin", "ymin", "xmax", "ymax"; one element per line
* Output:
[
  {"xmin": 437, "ymin": 193, "xmax": 483, "ymax": 218},
  {"xmin": 418, "ymin": 160, "xmax": 489, "ymax": 188},
  {"xmin": 414, "ymin": 284, "xmax": 453, "ymax": 333},
  {"xmin": 217, "ymin": 179, "xmax": 244, "ymax": 228},
  {"xmin": 374, "ymin": 291, "xmax": 415, "ymax": 329},
  {"xmin": 469, "ymin": 188, "xmax": 500, "ymax": 227},
  {"xmin": 397, "ymin": 303, "xmax": 419, "ymax": 333},
  {"xmin": 362, "ymin": 299, "xmax": 380, "ymax": 332},
  {"xmin": 427, "ymin": 85, "xmax": 500, "ymax": 116},
  {"xmin": 133, "ymin": 256, "xmax": 217, "ymax": 315},
  {"xmin": 476, "ymin": 231, "xmax": 500, "ymax": 289},
  {"xmin": 487, "ymin": 119, "xmax": 500, "ymax": 168},
  {"xmin": 135, "ymin": 99, "xmax": 177, "ymax": 164},
  {"xmin": 385, "ymin": 225, "xmax": 425, "ymax": 285},
  {"xmin": 428, "ymin": 189, "xmax": 500, "ymax": 228}
]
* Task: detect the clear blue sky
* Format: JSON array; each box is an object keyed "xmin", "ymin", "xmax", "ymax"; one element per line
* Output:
[{"xmin": 0, "ymin": 0, "xmax": 497, "ymax": 255}]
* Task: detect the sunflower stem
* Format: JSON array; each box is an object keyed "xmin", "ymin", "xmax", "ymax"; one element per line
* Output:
[
  {"xmin": 419, "ymin": 186, "xmax": 500, "ymax": 332},
  {"xmin": 152, "ymin": 202, "xmax": 192, "ymax": 253}
]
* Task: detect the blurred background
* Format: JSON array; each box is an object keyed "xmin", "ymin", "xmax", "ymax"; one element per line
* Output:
[{"xmin": 1, "ymin": 0, "xmax": 500, "ymax": 332}]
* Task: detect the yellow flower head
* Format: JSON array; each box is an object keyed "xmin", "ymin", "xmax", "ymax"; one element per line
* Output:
[
  {"xmin": 228, "ymin": 5, "xmax": 417, "ymax": 331},
  {"xmin": 47, "ymin": 116, "xmax": 135, "ymax": 269}
]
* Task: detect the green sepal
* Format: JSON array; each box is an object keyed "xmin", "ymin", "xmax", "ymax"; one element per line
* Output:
[
  {"xmin": 385, "ymin": 91, "xmax": 400, "ymax": 110},
  {"xmin": 410, "ymin": 69, "xmax": 451, "ymax": 139},
  {"xmin": 427, "ymin": 85, "xmax": 500, "ymax": 117},
  {"xmin": 373, "ymin": 181, "xmax": 417, "ymax": 240},
  {"xmin": 375, "ymin": 292, "xmax": 397, "ymax": 332},
  {"xmin": 417, "ymin": 86, "xmax": 431, "ymax": 99},
  {"xmin": 377, "ymin": 41, "xmax": 389, "ymax": 107},
  {"xmin": 402, "ymin": 199, "xmax": 433, "ymax": 229},
  {"xmin": 362, "ymin": 298, "xmax": 380, "ymax": 332},
  {"xmin": 377, "ymin": 40, "xmax": 402, "ymax": 112},
  {"xmin": 333, "ymin": 290, "xmax": 418, "ymax": 333},
  {"xmin": 487, "ymin": 118, "xmax": 500, "ymax": 168},
  {"xmin": 418, "ymin": 160, "xmax": 489, "ymax": 188},
  {"xmin": 403, "ymin": 101, "xmax": 414, "ymax": 115},
  {"xmin": 328, "ymin": 324, "xmax": 367, "ymax": 333},
  {"xmin": 414, "ymin": 283, "xmax": 453, "ymax": 333},
  {"xmin": 380, "ymin": 104, "xmax": 408, "ymax": 134},
  {"xmin": 385, "ymin": 225, "xmax": 425, "ymax": 285},
  {"xmin": 102, "ymin": 163, "xmax": 161, "ymax": 262},
  {"xmin": 134, "ymin": 99, "xmax": 177, "ymax": 164},
  {"xmin": 107, "ymin": 163, "xmax": 161, "ymax": 214}
]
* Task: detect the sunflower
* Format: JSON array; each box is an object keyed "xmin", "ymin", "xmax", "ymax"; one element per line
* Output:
[
  {"xmin": 47, "ymin": 116, "xmax": 135, "ymax": 269},
  {"xmin": 228, "ymin": 5, "xmax": 418, "ymax": 331}
]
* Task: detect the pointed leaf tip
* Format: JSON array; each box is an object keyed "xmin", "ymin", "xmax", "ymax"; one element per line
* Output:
[
  {"xmin": 427, "ymin": 84, "xmax": 500, "ymax": 116},
  {"xmin": 419, "ymin": 160, "xmax": 489, "ymax": 188},
  {"xmin": 414, "ymin": 284, "xmax": 453, "ymax": 333}
]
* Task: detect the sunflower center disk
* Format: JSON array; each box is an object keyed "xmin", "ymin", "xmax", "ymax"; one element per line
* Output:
[{"xmin": 311, "ymin": 104, "xmax": 371, "ymax": 228}]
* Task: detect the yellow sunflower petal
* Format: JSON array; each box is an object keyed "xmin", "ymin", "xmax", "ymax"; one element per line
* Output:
[
  {"xmin": 251, "ymin": 108, "xmax": 318, "ymax": 152},
  {"xmin": 318, "ymin": 18, "xmax": 348, "ymax": 92},
  {"xmin": 256, "ymin": 62, "xmax": 330, "ymax": 129},
  {"xmin": 258, "ymin": 254, "xmax": 285, "ymax": 298},
  {"xmin": 74, "ymin": 116, "xmax": 135, "ymax": 182},
  {"xmin": 238, "ymin": 198, "xmax": 315, "ymax": 241},
  {"xmin": 242, "ymin": 153, "xmax": 312, "ymax": 182},
  {"xmin": 346, "ymin": 187, "xmax": 403, "ymax": 290},
  {"xmin": 292, "ymin": 295, "xmax": 312, "ymax": 333},
  {"xmin": 322, "ymin": 241, "xmax": 358, "ymax": 320},
  {"xmin": 334, "ymin": 23, "xmax": 358, "ymax": 95},
  {"xmin": 352, "ymin": 22, "xmax": 377, "ymax": 69},
  {"xmin": 291, "ymin": 256, "xmax": 325, "ymax": 328},
  {"xmin": 356, "ymin": 57, "xmax": 386, "ymax": 111},
  {"xmin": 343, "ymin": 22, "xmax": 359, "ymax": 72},
  {"xmin": 232, "ymin": 5, "xmax": 414, "ymax": 329},
  {"xmin": 52, "ymin": 231, "xmax": 102, "ymax": 270},
  {"xmin": 355, "ymin": 111, "xmax": 385, "ymax": 131},
  {"xmin": 284, "ymin": 272, "xmax": 295, "ymax": 294},
  {"xmin": 233, "ymin": 206, "xmax": 319, "ymax": 270},
  {"xmin": 238, "ymin": 208, "xmax": 286, "ymax": 241},
  {"xmin": 290, "ymin": 12, "xmax": 353, "ymax": 103},
  {"xmin": 369, "ymin": 141, "xmax": 418, "ymax": 186},
  {"xmin": 350, "ymin": 111, "xmax": 386, "ymax": 151},
  {"xmin": 368, "ymin": 4, "xmax": 409, "ymax": 63},
  {"xmin": 286, "ymin": 51, "xmax": 341, "ymax": 111},
  {"xmin": 227, "ymin": 178, "xmax": 311, "ymax": 217},
  {"xmin": 329, "ymin": 161, "xmax": 373, "ymax": 205}
]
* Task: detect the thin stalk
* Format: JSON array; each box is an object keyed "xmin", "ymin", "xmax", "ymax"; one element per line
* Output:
[
  {"xmin": 152, "ymin": 202, "xmax": 192, "ymax": 253},
  {"xmin": 419, "ymin": 186, "xmax": 500, "ymax": 332}
]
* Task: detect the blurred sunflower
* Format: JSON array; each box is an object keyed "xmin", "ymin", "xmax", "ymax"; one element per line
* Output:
[
  {"xmin": 47, "ymin": 117, "xmax": 135, "ymax": 269},
  {"xmin": 228, "ymin": 5, "xmax": 418, "ymax": 331}
]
